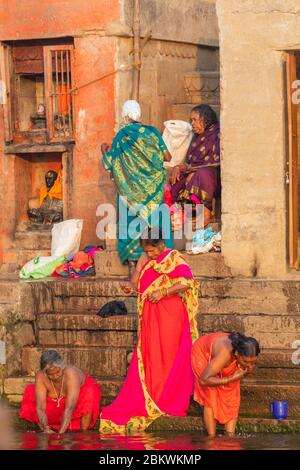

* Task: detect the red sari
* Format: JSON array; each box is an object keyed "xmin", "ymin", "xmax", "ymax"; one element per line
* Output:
[
  {"xmin": 191, "ymin": 333, "xmax": 240, "ymax": 424},
  {"xmin": 100, "ymin": 249, "xmax": 199, "ymax": 433},
  {"xmin": 20, "ymin": 373, "xmax": 101, "ymax": 431}
]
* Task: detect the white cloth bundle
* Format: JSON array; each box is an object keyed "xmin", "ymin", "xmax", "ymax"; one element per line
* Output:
[{"xmin": 163, "ymin": 120, "xmax": 193, "ymax": 169}]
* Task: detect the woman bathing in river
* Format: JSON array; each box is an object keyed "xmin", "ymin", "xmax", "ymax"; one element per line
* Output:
[{"xmin": 191, "ymin": 332, "xmax": 260, "ymax": 437}]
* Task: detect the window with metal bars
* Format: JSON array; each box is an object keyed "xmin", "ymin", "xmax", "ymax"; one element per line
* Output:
[
  {"xmin": 0, "ymin": 42, "xmax": 75, "ymax": 144},
  {"xmin": 44, "ymin": 45, "xmax": 74, "ymax": 141}
]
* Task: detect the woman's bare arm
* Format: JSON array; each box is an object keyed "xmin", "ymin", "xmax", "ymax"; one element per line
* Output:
[
  {"xmin": 200, "ymin": 350, "xmax": 247, "ymax": 387},
  {"xmin": 130, "ymin": 253, "xmax": 149, "ymax": 291},
  {"xmin": 35, "ymin": 372, "xmax": 52, "ymax": 432},
  {"xmin": 165, "ymin": 282, "xmax": 189, "ymax": 296},
  {"xmin": 58, "ymin": 370, "xmax": 81, "ymax": 434},
  {"xmin": 147, "ymin": 282, "xmax": 189, "ymax": 303}
]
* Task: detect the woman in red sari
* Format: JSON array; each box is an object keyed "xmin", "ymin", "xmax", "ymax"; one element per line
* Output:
[
  {"xmin": 20, "ymin": 350, "xmax": 101, "ymax": 433},
  {"xmin": 191, "ymin": 332, "xmax": 260, "ymax": 437},
  {"xmin": 100, "ymin": 229, "xmax": 199, "ymax": 433}
]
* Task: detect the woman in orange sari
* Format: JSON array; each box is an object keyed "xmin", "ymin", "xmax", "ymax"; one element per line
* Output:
[
  {"xmin": 191, "ymin": 332, "xmax": 260, "ymax": 437},
  {"xmin": 100, "ymin": 229, "xmax": 199, "ymax": 433}
]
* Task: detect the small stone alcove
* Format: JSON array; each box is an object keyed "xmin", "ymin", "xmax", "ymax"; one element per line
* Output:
[{"xmin": 6, "ymin": 146, "xmax": 73, "ymax": 235}]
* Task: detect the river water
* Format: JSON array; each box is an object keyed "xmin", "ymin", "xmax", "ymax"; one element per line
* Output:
[{"xmin": 5, "ymin": 431, "xmax": 300, "ymax": 450}]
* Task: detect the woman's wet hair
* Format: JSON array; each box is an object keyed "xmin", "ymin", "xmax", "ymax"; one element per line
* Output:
[
  {"xmin": 192, "ymin": 104, "xmax": 218, "ymax": 130},
  {"xmin": 40, "ymin": 350, "xmax": 65, "ymax": 371},
  {"xmin": 229, "ymin": 332, "xmax": 261, "ymax": 357},
  {"xmin": 140, "ymin": 227, "xmax": 164, "ymax": 247}
]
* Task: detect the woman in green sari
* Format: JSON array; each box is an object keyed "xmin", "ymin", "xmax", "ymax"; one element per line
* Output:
[{"xmin": 101, "ymin": 100, "xmax": 173, "ymax": 272}]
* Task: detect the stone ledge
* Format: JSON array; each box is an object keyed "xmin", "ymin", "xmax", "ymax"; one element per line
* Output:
[
  {"xmin": 5, "ymin": 374, "xmax": 300, "ymax": 417},
  {"xmin": 95, "ymin": 251, "xmax": 128, "ymax": 279},
  {"xmin": 94, "ymin": 251, "xmax": 232, "ymax": 279},
  {"xmin": 14, "ymin": 231, "xmax": 52, "ymax": 251},
  {"xmin": 8, "ymin": 407, "xmax": 300, "ymax": 433},
  {"xmin": 22, "ymin": 347, "xmax": 131, "ymax": 378},
  {"xmin": 37, "ymin": 313, "xmax": 137, "ymax": 331},
  {"xmin": 38, "ymin": 329, "xmax": 136, "ymax": 348},
  {"xmin": 148, "ymin": 416, "xmax": 300, "ymax": 433}
]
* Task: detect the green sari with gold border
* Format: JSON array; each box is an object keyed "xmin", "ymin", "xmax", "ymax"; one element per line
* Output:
[{"xmin": 102, "ymin": 122, "xmax": 173, "ymax": 263}]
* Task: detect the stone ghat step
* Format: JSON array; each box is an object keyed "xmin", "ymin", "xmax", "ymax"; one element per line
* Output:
[
  {"xmin": 24, "ymin": 275, "xmax": 298, "ymax": 298},
  {"xmin": 14, "ymin": 230, "xmax": 52, "ymax": 251},
  {"xmin": 27, "ymin": 277, "xmax": 300, "ymax": 317},
  {"xmin": 200, "ymin": 314, "xmax": 300, "ymax": 349},
  {"xmin": 37, "ymin": 311, "xmax": 300, "ymax": 364},
  {"xmin": 94, "ymin": 251, "xmax": 232, "ymax": 279},
  {"xmin": 239, "ymin": 383, "xmax": 300, "ymax": 418},
  {"xmin": 0, "ymin": 280, "xmax": 22, "ymax": 301},
  {"xmin": 22, "ymin": 341, "xmax": 299, "ymax": 381},
  {"xmin": 4, "ymin": 376, "xmax": 123, "ymax": 407},
  {"xmin": 148, "ymin": 416, "xmax": 300, "ymax": 433},
  {"xmin": 38, "ymin": 328, "xmax": 136, "ymax": 348},
  {"xmin": 28, "ymin": 276, "xmax": 300, "ymax": 314},
  {"xmin": 36, "ymin": 311, "xmax": 300, "ymax": 351},
  {"xmin": 22, "ymin": 347, "xmax": 133, "ymax": 378},
  {"xmin": 3, "ymin": 275, "xmax": 300, "ymax": 320},
  {"xmin": 9, "ymin": 406, "xmax": 300, "ymax": 433},
  {"xmin": 2, "ymin": 248, "xmax": 51, "ymax": 270},
  {"xmin": 35, "ymin": 311, "xmax": 300, "ymax": 367},
  {"xmin": 37, "ymin": 313, "xmax": 137, "ymax": 331},
  {"xmin": 4, "ymin": 375, "xmax": 300, "ymax": 419},
  {"xmin": 0, "ymin": 301, "xmax": 17, "ymax": 318}
]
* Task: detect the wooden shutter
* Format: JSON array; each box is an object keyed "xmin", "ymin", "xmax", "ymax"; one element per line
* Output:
[
  {"xmin": 0, "ymin": 43, "xmax": 13, "ymax": 142},
  {"xmin": 285, "ymin": 52, "xmax": 299, "ymax": 268},
  {"xmin": 44, "ymin": 45, "xmax": 75, "ymax": 142}
]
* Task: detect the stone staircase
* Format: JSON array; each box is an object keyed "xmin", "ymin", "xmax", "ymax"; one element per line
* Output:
[
  {"xmin": 1, "ymin": 273, "xmax": 300, "ymax": 432},
  {"xmin": 1, "ymin": 229, "xmax": 51, "ymax": 274}
]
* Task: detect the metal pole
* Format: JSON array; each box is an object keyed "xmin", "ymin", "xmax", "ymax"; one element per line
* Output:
[{"xmin": 132, "ymin": 0, "xmax": 141, "ymax": 101}]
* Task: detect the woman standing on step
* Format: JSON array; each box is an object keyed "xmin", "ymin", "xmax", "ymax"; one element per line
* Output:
[
  {"xmin": 100, "ymin": 229, "xmax": 199, "ymax": 434},
  {"xmin": 191, "ymin": 332, "xmax": 260, "ymax": 437},
  {"xmin": 101, "ymin": 100, "xmax": 173, "ymax": 276}
]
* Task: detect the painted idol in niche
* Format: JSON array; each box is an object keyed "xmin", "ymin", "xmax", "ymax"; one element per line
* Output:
[{"xmin": 28, "ymin": 170, "xmax": 63, "ymax": 225}]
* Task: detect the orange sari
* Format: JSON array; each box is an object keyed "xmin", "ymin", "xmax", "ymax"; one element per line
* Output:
[{"xmin": 191, "ymin": 332, "xmax": 240, "ymax": 424}]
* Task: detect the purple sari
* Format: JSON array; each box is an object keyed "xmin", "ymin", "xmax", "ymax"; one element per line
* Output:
[{"xmin": 170, "ymin": 123, "xmax": 220, "ymax": 211}]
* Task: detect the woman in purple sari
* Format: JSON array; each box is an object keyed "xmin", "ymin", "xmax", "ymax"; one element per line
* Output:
[{"xmin": 170, "ymin": 105, "xmax": 220, "ymax": 215}]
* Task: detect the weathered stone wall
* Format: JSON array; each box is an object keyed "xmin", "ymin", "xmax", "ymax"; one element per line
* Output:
[
  {"xmin": 116, "ymin": 38, "xmax": 219, "ymax": 131},
  {"xmin": 0, "ymin": 0, "xmax": 120, "ymax": 41},
  {"xmin": 121, "ymin": 0, "xmax": 218, "ymax": 47},
  {"xmin": 216, "ymin": 0, "xmax": 300, "ymax": 277},
  {"xmin": 114, "ymin": 0, "xmax": 219, "ymax": 130}
]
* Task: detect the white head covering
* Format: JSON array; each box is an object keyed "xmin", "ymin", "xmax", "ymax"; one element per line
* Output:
[{"xmin": 121, "ymin": 100, "xmax": 141, "ymax": 122}]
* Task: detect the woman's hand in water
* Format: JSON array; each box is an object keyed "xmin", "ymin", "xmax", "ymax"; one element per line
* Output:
[{"xmin": 43, "ymin": 426, "xmax": 55, "ymax": 434}]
